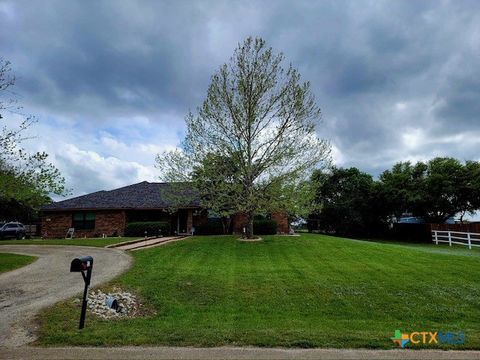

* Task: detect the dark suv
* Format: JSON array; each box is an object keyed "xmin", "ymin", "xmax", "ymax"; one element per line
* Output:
[{"xmin": 0, "ymin": 222, "xmax": 27, "ymax": 239}]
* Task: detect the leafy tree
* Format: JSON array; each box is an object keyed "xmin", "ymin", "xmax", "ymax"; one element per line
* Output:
[
  {"xmin": 0, "ymin": 198, "xmax": 39, "ymax": 223},
  {"xmin": 191, "ymin": 153, "xmax": 242, "ymax": 233},
  {"xmin": 0, "ymin": 59, "xmax": 67, "ymax": 210},
  {"xmin": 310, "ymin": 167, "xmax": 386, "ymax": 237},
  {"xmin": 423, "ymin": 157, "xmax": 465, "ymax": 222},
  {"xmin": 378, "ymin": 161, "xmax": 428, "ymax": 219},
  {"xmin": 157, "ymin": 37, "xmax": 330, "ymax": 238},
  {"xmin": 309, "ymin": 158, "xmax": 480, "ymax": 236},
  {"xmin": 461, "ymin": 160, "xmax": 480, "ymax": 222},
  {"xmin": 379, "ymin": 157, "xmax": 480, "ymax": 223}
]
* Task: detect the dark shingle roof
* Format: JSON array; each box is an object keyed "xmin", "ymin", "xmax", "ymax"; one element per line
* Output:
[{"xmin": 42, "ymin": 182, "xmax": 200, "ymax": 211}]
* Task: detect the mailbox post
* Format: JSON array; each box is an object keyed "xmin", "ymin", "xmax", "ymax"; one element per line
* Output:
[{"xmin": 70, "ymin": 256, "xmax": 93, "ymax": 329}]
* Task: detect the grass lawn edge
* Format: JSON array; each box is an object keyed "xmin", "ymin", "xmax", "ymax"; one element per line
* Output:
[{"xmin": 0, "ymin": 252, "xmax": 38, "ymax": 274}]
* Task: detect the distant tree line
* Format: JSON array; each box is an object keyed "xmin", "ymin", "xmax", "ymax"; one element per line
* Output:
[{"xmin": 308, "ymin": 157, "xmax": 480, "ymax": 238}]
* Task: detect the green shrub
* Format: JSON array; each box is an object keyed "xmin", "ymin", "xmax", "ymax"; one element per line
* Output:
[
  {"xmin": 253, "ymin": 219, "xmax": 277, "ymax": 235},
  {"xmin": 194, "ymin": 218, "xmax": 224, "ymax": 235},
  {"xmin": 125, "ymin": 221, "xmax": 171, "ymax": 237}
]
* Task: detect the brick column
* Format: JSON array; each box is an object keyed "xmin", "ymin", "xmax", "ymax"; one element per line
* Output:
[
  {"xmin": 272, "ymin": 212, "xmax": 289, "ymax": 234},
  {"xmin": 232, "ymin": 212, "xmax": 248, "ymax": 234}
]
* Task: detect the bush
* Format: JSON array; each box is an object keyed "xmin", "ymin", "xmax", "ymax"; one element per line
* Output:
[
  {"xmin": 125, "ymin": 221, "xmax": 171, "ymax": 237},
  {"xmin": 194, "ymin": 218, "xmax": 278, "ymax": 236},
  {"xmin": 194, "ymin": 218, "xmax": 224, "ymax": 235},
  {"xmin": 307, "ymin": 217, "xmax": 320, "ymax": 233},
  {"xmin": 253, "ymin": 219, "xmax": 277, "ymax": 235}
]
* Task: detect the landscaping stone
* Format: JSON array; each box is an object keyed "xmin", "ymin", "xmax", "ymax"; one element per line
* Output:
[{"xmin": 75, "ymin": 287, "xmax": 142, "ymax": 319}]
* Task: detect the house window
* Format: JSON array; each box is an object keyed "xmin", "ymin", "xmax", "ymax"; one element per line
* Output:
[{"xmin": 73, "ymin": 212, "xmax": 95, "ymax": 230}]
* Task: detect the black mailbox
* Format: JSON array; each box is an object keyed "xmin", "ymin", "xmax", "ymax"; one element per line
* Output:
[
  {"xmin": 70, "ymin": 255, "xmax": 94, "ymax": 329},
  {"xmin": 70, "ymin": 256, "xmax": 93, "ymax": 272}
]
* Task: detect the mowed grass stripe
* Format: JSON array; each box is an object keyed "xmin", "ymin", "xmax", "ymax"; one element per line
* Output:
[{"xmin": 37, "ymin": 234, "xmax": 480, "ymax": 348}]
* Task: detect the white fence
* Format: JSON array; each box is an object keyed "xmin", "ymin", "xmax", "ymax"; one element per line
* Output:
[{"xmin": 432, "ymin": 230, "xmax": 480, "ymax": 249}]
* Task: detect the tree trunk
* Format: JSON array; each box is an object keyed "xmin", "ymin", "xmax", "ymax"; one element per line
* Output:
[
  {"xmin": 221, "ymin": 216, "xmax": 231, "ymax": 235},
  {"xmin": 246, "ymin": 212, "xmax": 254, "ymax": 239}
]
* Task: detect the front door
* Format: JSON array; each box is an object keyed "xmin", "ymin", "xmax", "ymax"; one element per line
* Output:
[{"xmin": 178, "ymin": 210, "xmax": 188, "ymax": 234}]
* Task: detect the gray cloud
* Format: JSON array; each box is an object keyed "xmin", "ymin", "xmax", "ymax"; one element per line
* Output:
[{"xmin": 1, "ymin": 0, "xmax": 480, "ymax": 195}]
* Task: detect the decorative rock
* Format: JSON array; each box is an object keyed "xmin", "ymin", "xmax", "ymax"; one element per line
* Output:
[{"xmin": 77, "ymin": 287, "xmax": 141, "ymax": 319}]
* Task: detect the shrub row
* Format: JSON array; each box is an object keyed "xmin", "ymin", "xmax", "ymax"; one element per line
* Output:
[
  {"xmin": 253, "ymin": 219, "xmax": 277, "ymax": 235},
  {"xmin": 125, "ymin": 221, "xmax": 171, "ymax": 237},
  {"xmin": 193, "ymin": 218, "xmax": 278, "ymax": 235},
  {"xmin": 194, "ymin": 218, "xmax": 225, "ymax": 235}
]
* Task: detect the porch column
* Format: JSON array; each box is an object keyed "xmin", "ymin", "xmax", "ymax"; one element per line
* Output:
[{"xmin": 187, "ymin": 210, "xmax": 193, "ymax": 234}]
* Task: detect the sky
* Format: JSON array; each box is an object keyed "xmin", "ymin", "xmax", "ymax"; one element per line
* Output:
[{"xmin": 1, "ymin": 0, "xmax": 480, "ymax": 199}]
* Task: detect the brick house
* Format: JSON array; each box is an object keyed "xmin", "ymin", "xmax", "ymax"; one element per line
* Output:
[{"xmin": 41, "ymin": 181, "xmax": 289, "ymax": 238}]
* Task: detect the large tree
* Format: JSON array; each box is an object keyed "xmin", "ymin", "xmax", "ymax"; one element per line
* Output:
[
  {"xmin": 460, "ymin": 160, "xmax": 480, "ymax": 222},
  {"xmin": 191, "ymin": 153, "xmax": 241, "ymax": 234},
  {"xmin": 379, "ymin": 157, "xmax": 480, "ymax": 223},
  {"xmin": 378, "ymin": 161, "xmax": 428, "ymax": 220},
  {"xmin": 309, "ymin": 167, "xmax": 387, "ymax": 237},
  {"xmin": 157, "ymin": 37, "xmax": 330, "ymax": 238},
  {"xmin": 0, "ymin": 59, "xmax": 67, "ymax": 211}
]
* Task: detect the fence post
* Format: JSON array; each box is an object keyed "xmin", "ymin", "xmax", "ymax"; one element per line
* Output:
[
  {"xmin": 468, "ymin": 232, "xmax": 472, "ymax": 250},
  {"xmin": 448, "ymin": 231, "xmax": 452, "ymax": 246},
  {"xmin": 434, "ymin": 231, "xmax": 438, "ymax": 245}
]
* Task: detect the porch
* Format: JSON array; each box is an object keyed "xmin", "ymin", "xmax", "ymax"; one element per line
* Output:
[{"xmin": 125, "ymin": 208, "xmax": 206, "ymax": 235}]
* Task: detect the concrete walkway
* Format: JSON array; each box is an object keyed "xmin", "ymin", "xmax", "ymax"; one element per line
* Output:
[
  {"xmin": 0, "ymin": 245, "xmax": 131, "ymax": 347},
  {"xmin": 113, "ymin": 236, "xmax": 186, "ymax": 251},
  {"xmin": 1, "ymin": 346, "xmax": 480, "ymax": 359}
]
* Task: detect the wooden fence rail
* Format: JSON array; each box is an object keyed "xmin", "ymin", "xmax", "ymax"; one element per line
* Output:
[{"xmin": 432, "ymin": 230, "xmax": 480, "ymax": 250}]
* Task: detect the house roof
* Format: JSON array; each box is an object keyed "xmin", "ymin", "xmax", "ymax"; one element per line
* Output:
[{"xmin": 42, "ymin": 181, "xmax": 201, "ymax": 211}]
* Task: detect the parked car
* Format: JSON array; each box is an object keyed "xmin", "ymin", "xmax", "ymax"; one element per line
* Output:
[{"xmin": 0, "ymin": 222, "xmax": 27, "ymax": 239}]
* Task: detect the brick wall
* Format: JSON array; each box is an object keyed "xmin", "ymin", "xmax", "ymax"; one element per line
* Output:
[
  {"xmin": 272, "ymin": 212, "xmax": 289, "ymax": 234},
  {"xmin": 41, "ymin": 210, "xmax": 126, "ymax": 238},
  {"xmin": 92, "ymin": 210, "xmax": 126, "ymax": 237},
  {"xmin": 231, "ymin": 212, "xmax": 290, "ymax": 234},
  {"xmin": 41, "ymin": 212, "xmax": 72, "ymax": 238},
  {"xmin": 232, "ymin": 212, "xmax": 248, "ymax": 234},
  {"xmin": 42, "ymin": 209, "xmax": 290, "ymax": 238}
]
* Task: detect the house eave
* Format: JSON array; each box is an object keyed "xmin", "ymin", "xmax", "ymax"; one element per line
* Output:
[{"xmin": 41, "ymin": 206, "xmax": 202, "ymax": 212}]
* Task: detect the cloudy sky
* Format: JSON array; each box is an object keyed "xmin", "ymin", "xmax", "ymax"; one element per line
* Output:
[{"xmin": 1, "ymin": 0, "xmax": 479, "ymax": 198}]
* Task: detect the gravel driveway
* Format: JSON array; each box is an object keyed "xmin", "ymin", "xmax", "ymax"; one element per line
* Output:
[{"xmin": 0, "ymin": 245, "xmax": 131, "ymax": 347}]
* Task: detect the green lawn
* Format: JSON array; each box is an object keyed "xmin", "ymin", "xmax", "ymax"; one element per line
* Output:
[
  {"xmin": 0, "ymin": 237, "xmax": 136, "ymax": 248},
  {"xmin": 0, "ymin": 252, "xmax": 37, "ymax": 274},
  {"xmin": 37, "ymin": 234, "xmax": 480, "ymax": 348}
]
